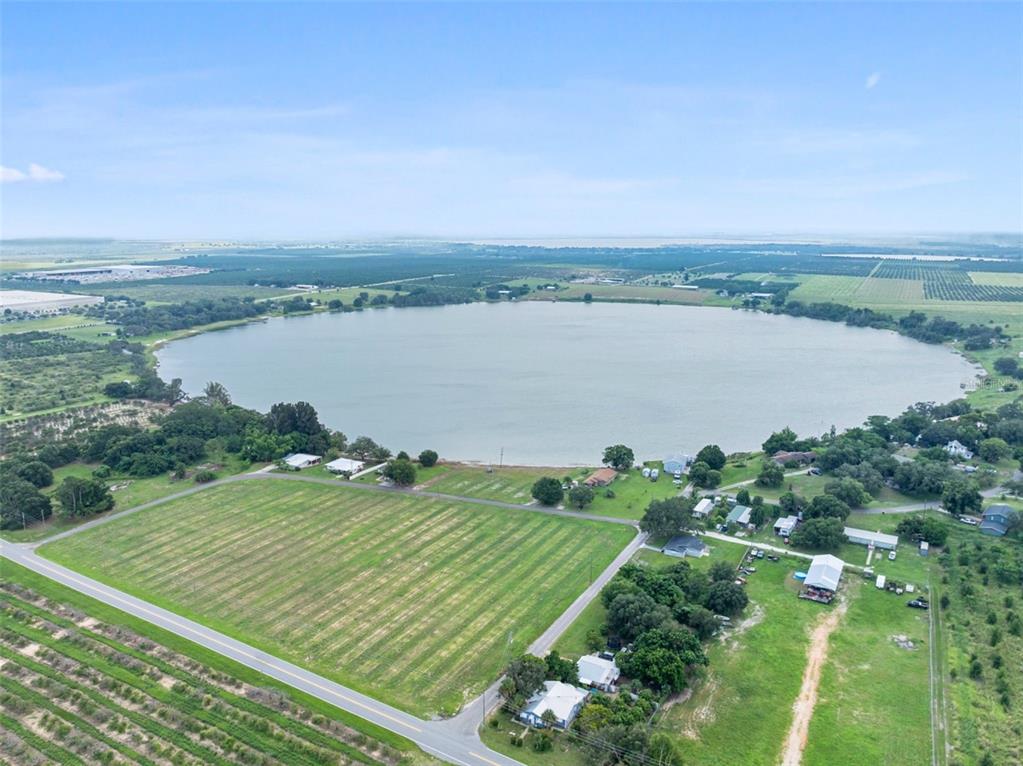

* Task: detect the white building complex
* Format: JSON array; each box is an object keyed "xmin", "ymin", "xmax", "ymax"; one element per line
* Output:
[{"xmin": 0, "ymin": 289, "xmax": 103, "ymax": 315}]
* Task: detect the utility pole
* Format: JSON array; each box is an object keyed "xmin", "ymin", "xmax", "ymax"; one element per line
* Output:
[{"xmin": 499, "ymin": 447, "xmax": 504, "ymax": 468}]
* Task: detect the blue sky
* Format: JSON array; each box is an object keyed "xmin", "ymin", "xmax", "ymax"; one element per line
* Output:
[{"xmin": 2, "ymin": 2, "xmax": 1021, "ymax": 239}]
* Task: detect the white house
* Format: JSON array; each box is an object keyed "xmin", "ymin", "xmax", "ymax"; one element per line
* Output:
[
  {"xmin": 944, "ymin": 440, "xmax": 974, "ymax": 460},
  {"xmin": 282, "ymin": 453, "xmax": 321, "ymax": 469},
  {"xmin": 774, "ymin": 515, "xmax": 799, "ymax": 537},
  {"xmin": 692, "ymin": 498, "xmax": 713, "ymax": 518},
  {"xmin": 518, "ymin": 681, "xmax": 588, "ymax": 729},
  {"xmin": 843, "ymin": 527, "xmax": 898, "ymax": 551},
  {"xmin": 325, "ymin": 457, "xmax": 366, "ymax": 474},
  {"xmin": 576, "ymin": 655, "xmax": 620, "ymax": 692}
]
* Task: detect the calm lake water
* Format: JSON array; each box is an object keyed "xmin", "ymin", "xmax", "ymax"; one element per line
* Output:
[{"xmin": 157, "ymin": 302, "xmax": 979, "ymax": 465}]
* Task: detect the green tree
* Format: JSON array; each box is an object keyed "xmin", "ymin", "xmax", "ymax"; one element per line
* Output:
[
  {"xmin": 688, "ymin": 461, "xmax": 720, "ymax": 489},
  {"xmin": 15, "ymin": 460, "xmax": 54, "ymax": 489},
  {"xmin": 762, "ymin": 427, "xmax": 799, "ymax": 455},
  {"xmin": 0, "ymin": 477, "xmax": 52, "ymax": 530},
  {"xmin": 640, "ymin": 497, "xmax": 693, "ymax": 539},
  {"xmin": 568, "ymin": 485, "xmax": 596, "ymax": 509},
  {"xmin": 602, "ymin": 444, "xmax": 635, "ymax": 471},
  {"xmin": 790, "ymin": 517, "xmax": 847, "ymax": 550},
  {"xmin": 382, "ymin": 458, "xmax": 417, "ymax": 487},
  {"xmin": 606, "ymin": 592, "xmax": 672, "ymax": 640},
  {"xmin": 705, "ymin": 581, "xmax": 749, "ymax": 615},
  {"xmin": 942, "ymin": 478, "xmax": 982, "ymax": 516},
  {"xmin": 531, "ymin": 477, "xmax": 564, "ymax": 506},
  {"xmin": 808, "ymin": 493, "xmax": 851, "ymax": 520},
  {"xmin": 708, "ymin": 560, "xmax": 735, "ymax": 582},
  {"xmin": 823, "ymin": 477, "xmax": 870, "ymax": 508},
  {"xmin": 202, "ymin": 381, "xmax": 232, "ymax": 406},
  {"xmin": 55, "ymin": 477, "xmax": 114, "ymax": 518},
  {"xmin": 695, "ymin": 444, "xmax": 726, "ymax": 470},
  {"xmin": 735, "ymin": 488, "xmax": 751, "ymax": 505},
  {"xmin": 501, "ymin": 655, "xmax": 547, "ymax": 707},
  {"xmin": 418, "ymin": 449, "xmax": 439, "ymax": 467},
  {"xmin": 756, "ymin": 461, "xmax": 784, "ymax": 488},
  {"xmin": 978, "ymin": 437, "xmax": 1011, "ymax": 463}
]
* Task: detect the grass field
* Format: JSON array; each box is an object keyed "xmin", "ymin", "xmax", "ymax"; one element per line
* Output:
[
  {"xmin": 0, "ymin": 314, "xmax": 108, "ymax": 335},
  {"xmin": 1, "ymin": 454, "xmax": 253, "ymax": 543},
  {"xmin": 426, "ymin": 464, "xmax": 582, "ymax": 503},
  {"xmin": 657, "ymin": 547, "xmax": 827, "ymax": 766},
  {"xmin": 0, "ymin": 561, "xmax": 436, "ymax": 766},
  {"xmin": 803, "ymin": 578, "xmax": 933, "ymax": 765},
  {"xmin": 529, "ymin": 283, "xmax": 710, "ymax": 305},
  {"xmin": 39, "ymin": 480, "xmax": 636, "ymax": 716}
]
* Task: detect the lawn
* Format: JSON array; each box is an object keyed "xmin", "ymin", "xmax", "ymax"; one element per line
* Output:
[
  {"xmin": 584, "ymin": 467, "xmax": 682, "ymax": 520},
  {"xmin": 0, "ymin": 561, "xmax": 437, "ymax": 766},
  {"xmin": 0, "ymin": 314, "xmax": 108, "ymax": 335},
  {"xmin": 39, "ymin": 479, "xmax": 635, "ymax": 717},
  {"xmin": 426, "ymin": 464, "xmax": 582, "ymax": 504},
  {"xmin": 657, "ymin": 548, "xmax": 829, "ymax": 766},
  {"xmin": 803, "ymin": 578, "xmax": 934, "ymax": 766}
]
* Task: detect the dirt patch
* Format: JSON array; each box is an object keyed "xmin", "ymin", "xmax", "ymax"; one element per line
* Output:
[
  {"xmin": 779, "ymin": 599, "xmax": 849, "ymax": 766},
  {"xmin": 678, "ymin": 677, "xmax": 720, "ymax": 739},
  {"xmin": 723, "ymin": 603, "xmax": 765, "ymax": 651}
]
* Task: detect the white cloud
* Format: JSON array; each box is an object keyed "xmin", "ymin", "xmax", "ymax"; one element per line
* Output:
[
  {"xmin": 865, "ymin": 71, "xmax": 882, "ymax": 90},
  {"xmin": 1, "ymin": 163, "xmax": 65, "ymax": 183}
]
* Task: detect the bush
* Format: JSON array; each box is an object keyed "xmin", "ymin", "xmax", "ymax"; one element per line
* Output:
[
  {"xmin": 418, "ymin": 449, "xmax": 438, "ymax": 467},
  {"xmin": 193, "ymin": 470, "xmax": 217, "ymax": 483}
]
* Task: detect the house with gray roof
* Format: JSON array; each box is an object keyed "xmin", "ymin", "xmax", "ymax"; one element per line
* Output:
[
  {"xmin": 980, "ymin": 504, "xmax": 1019, "ymax": 537},
  {"xmin": 663, "ymin": 534, "xmax": 709, "ymax": 558}
]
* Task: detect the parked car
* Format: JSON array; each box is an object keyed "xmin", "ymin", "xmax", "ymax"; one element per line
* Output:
[
  {"xmin": 888, "ymin": 550, "xmax": 897, "ymax": 561},
  {"xmin": 808, "ymin": 467, "xmax": 821, "ymax": 476},
  {"xmin": 959, "ymin": 517, "xmax": 979, "ymax": 526},
  {"xmin": 907, "ymin": 599, "xmax": 929, "ymax": 610}
]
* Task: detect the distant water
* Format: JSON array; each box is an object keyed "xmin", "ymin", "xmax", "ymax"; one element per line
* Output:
[{"xmin": 156, "ymin": 302, "xmax": 978, "ymax": 466}]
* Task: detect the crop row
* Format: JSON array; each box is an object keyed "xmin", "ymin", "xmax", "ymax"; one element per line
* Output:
[
  {"xmin": 0, "ymin": 582, "xmax": 404, "ymax": 766},
  {"xmin": 872, "ymin": 263, "xmax": 1023, "ymax": 301}
]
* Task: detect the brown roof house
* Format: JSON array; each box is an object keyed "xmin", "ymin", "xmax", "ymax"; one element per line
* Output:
[{"xmin": 584, "ymin": 468, "xmax": 618, "ymax": 487}]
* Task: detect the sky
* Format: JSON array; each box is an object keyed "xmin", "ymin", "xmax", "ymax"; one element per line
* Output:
[{"xmin": 2, "ymin": 2, "xmax": 1021, "ymax": 240}]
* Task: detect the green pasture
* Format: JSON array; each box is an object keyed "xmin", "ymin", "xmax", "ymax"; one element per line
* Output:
[{"xmin": 39, "ymin": 479, "xmax": 635, "ymax": 717}]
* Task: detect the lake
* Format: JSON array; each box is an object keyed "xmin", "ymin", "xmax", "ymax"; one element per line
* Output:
[{"xmin": 156, "ymin": 302, "xmax": 979, "ymax": 466}]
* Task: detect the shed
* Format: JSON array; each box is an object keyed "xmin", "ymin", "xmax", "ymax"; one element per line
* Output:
[
  {"xmin": 875, "ymin": 574, "xmax": 887, "ymax": 589},
  {"xmin": 576, "ymin": 655, "xmax": 620, "ymax": 692},
  {"xmin": 663, "ymin": 534, "xmax": 709, "ymax": 558},
  {"xmin": 518, "ymin": 682, "xmax": 588, "ymax": 729},
  {"xmin": 282, "ymin": 453, "xmax": 322, "ymax": 469},
  {"xmin": 843, "ymin": 527, "xmax": 899, "ymax": 551},
  {"xmin": 919, "ymin": 541, "xmax": 930, "ymax": 556}
]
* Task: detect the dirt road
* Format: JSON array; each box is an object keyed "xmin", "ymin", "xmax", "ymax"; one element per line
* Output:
[{"xmin": 779, "ymin": 599, "xmax": 849, "ymax": 766}]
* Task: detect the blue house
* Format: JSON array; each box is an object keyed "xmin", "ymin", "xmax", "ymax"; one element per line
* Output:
[
  {"xmin": 663, "ymin": 453, "xmax": 692, "ymax": 476},
  {"xmin": 980, "ymin": 504, "xmax": 1019, "ymax": 537}
]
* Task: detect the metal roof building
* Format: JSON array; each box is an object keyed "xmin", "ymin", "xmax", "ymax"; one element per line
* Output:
[
  {"xmin": 804, "ymin": 554, "xmax": 845, "ymax": 593},
  {"xmin": 518, "ymin": 682, "xmax": 588, "ymax": 729},
  {"xmin": 843, "ymin": 527, "xmax": 899, "ymax": 550}
]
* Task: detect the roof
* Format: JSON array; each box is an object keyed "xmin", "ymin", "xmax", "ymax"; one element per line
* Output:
[
  {"xmin": 980, "ymin": 504, "xmax": 1018, "ymax": 535},
  {"xmin": 804, "ymin": 554, "xmax": 844, "ymax": 592},
  {"xmin": 283, "ymin": 453, "xmax": 321, "ymax": 467},
  {"xmin": 983, "ymin": 504, "xmax": 1017, "ymax": 520},
  {"xmin": 663, "ymin": 453, "xmax": 691, "ymax": 469},
  {"xmin": 726, "ymin": 505, "xmax": 751, "ymax": 525},
  {"xmin": 576, "ymin": 655, "xmax": 619, "ymax": 687},
  {"xmin": 693, "ymin": 498, "xmax": 713, "ymax": 515},
  {"xmin": 325, "ymin": 457, "xmax": 365, "ymax": 473},
  {"xmin": 774, "ymin": 515, "xmax": 799, "ymax": 532},
  {"xmin": 664, "ymin": 534, "xmax": 708, "ymax": 556},
  {"xmin": 585, "ymin": 468, "xmax": 618, "ymax": 485},
  {"xmin": 522, "ymin": 681, "xmax": 588, "ymax": 723},
  {"xmin": 843, "ymin": 527, "xmax": 899, "ymax": 548}
]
